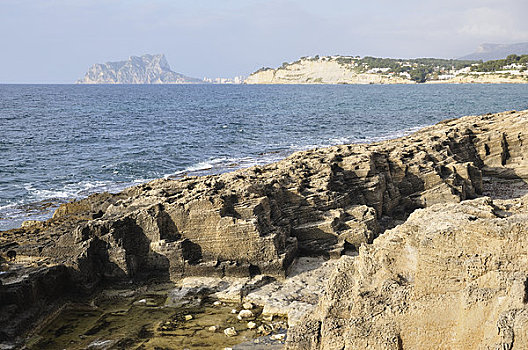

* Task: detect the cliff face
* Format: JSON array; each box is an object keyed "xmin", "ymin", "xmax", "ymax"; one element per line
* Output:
[
  {"xmin": 245, "ymin": 58, "xmax": 414, "ymax": 84},
  {"xmin": 287, "ymin": 194, "xmax": 528, "ymax": 350},
  {"xmin": 1, "ymin": 110, "xmax": 528, "ymax": 344},
  {"xmin": 284, "ymin": 111, "xmax": 528, "ymax": 349},
  {"xmin": 426, "ymin": 73, "xmax": 528, "ymax": 84},
  {"xmin": 246, "ymin": 56, "xmax": 528, "ymax": 84},
  {"xmin": 76, "ymin": 54, "xmax": 204, "ymax": 84}
]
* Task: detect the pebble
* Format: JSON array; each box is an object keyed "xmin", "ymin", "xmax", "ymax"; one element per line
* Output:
[
  {"xmin": 247, "ymin": 321, "xmax": 257, "ymax": 329},
  {"xmin": 270, "ymin": 333, "xmax": 286, "ymax": 341},
  {"xmin": 133, "ymin": 298, "xmax": 157, "ymax": 307},
  {"xmin": 224, "ymin": 327, "xmax": 238, "ymax": 337},
  {"xmin": 257, "ymin": 324, "xmax": 272, "ymax": 335},
  {"xmin": 184, "ymin": 315, "xmax": 193, "ymax": 321},
  {"xmin": 242, "ymin": 302, "xmax": 254, "ymax": 309},
  {"xmin": 231, "ymin": 309, "xmax": 238, "ymax": 314},
  {"xmin": 208, "ymin": 325, "xmax": 218, "ymax": 332},
  {"xmin": 238, "ymin": 309, "xmax": 254, "ymax": 319},
  {"xmin": 213, "ymin": 301, "xmax": 222, "ymax": 306}
]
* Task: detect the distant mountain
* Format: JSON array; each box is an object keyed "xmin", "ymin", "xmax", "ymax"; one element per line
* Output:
[
  {"xmin": 76, "ymin": 54, "xmax": 204, "ymax": 84},
  {"xmin": 459, "ymin": 43, "xmax": 528, "ymax": 61}
]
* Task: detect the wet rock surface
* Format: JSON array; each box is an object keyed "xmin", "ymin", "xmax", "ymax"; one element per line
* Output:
[
  {"xmin": 1, "ymin": 109, "xmax": 528, "ymax": 348},
  {"xmin": 25, "ymin": 285, "xmax": 288, "ymax": 350}
]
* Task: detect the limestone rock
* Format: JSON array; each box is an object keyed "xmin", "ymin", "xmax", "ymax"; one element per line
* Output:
[
  {"xmin": 76, "ymin": 54, "xmax": 204, "ymax": 84},
  {"xmin": 245, "ymin": 257, "xmax": 336, "ymax": 327},
  {"xmin": 245, "ymin": 57, "xmax": 414, "ymax": 84},
  {"xmin": 246, "ymin": 55, "xmax": 528, "ymax": 85},
  {"xmin": 286, "ymin": 194, "xmax": 528, "ymax": 349},
  {"xmin": 238, "ymin": 309, "xmax": 254, "ymax": 319},
  {"xmin": 2, "ymin": 109, "xmax": 528, "ymax": 342},
  {"xmin": 224, "ymin": 327, "xmax": 237, "ymax": 337},
  {"xmin": 270, "ymin": 333, "xmax": 286, "ymax": 341},
  {"xmin": 242, "ymin": 302, "xmax": 254, "ymax": 309}
]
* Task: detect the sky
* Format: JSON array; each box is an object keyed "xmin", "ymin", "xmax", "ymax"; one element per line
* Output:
[{"xmin": 1, "ymin": 0, "xmax": 528, "ymax": 83}]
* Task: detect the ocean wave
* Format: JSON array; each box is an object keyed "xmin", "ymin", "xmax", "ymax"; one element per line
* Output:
[
  {"xmin": 164, "ymin": 154, "xmax": 285, "ymax": 178},
  {"xmin": 0, "ymin": 202, "xmax": 18, "ymax": 212},
  {"xmin": 23, "ymin": 180, "xmax": 132, "ymax": 202},
  {"xmin": 165, "ymin": 124, "xmax": 432, "ymax": 179},
  {"xmin": 363, "ymin": 125, "xmax": 428, "ymax": 143},
  {"xmin": 1, "ymin": 123, "xmax": 431, "ymax": 232},
  {"xmin": 285, "ymin": 124, "xmax": 431, "ymax": 153},
  {"xmin": 1, "ymin": 179, "xmax": 149, "ymax": 230}
]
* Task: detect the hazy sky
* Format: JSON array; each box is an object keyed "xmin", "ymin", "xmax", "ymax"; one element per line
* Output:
[{"xmin": 1, "ymin": 0, "xmax": 528, "ymax": 83}]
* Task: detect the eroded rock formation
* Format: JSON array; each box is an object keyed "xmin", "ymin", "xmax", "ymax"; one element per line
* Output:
[
  {"xmin": 245, "ymin": 58, "xmax": 414, "ymax": 84},
  {"xmin": 286, "ymin": 194, "xmax": 528, "ymax": 350},
  {"xmin": 245, "ymin": 56, "xmax": 528, "ymax": 85},
  {"xmin": 1, "ymin": 109, "xmax": 528, "ymax": 344}
]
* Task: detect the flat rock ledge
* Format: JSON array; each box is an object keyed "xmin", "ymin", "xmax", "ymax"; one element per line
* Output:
[
  {"xmin": 166, "ymin": 256, "xmax": 337, "ymax": 328},
  {"xmin": 1, "ymin": 109, "xmax": 528, "ymax": 348}
]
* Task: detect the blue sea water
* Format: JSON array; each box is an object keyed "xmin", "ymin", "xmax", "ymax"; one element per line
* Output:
[{"xmin": 1, "ymin": 84, "xmax": 527, "ymax": 230}]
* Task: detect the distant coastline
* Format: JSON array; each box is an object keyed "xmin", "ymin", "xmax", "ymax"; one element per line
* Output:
[
  {"xmin": 75, "ymin": 53, "xmax": 528, "ymax": 86},
  {"xmin": 76, "ymin": 54, "xmax": 205, "ymax": 84},
  {"xmin": 245, "ymin": 55, "xmax": 528, "ymax": 85}
]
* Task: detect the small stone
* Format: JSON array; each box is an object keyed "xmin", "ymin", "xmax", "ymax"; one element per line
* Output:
[
  {"xmin": 231, "ymin": 309, "xmax": 238, "ymax": 314},
  {"xmin": 247, "ymin": 321, "xmax": 257, "ymax": 329},
  {"xmin": 224, "ymin": 327, "xmax": 237, "ymax": 337},
  {"xmin": 184, "ymin": 315, "xmax": 193, "ymax": 321},
  {"xmin": 213, "ymin": 301, "xmax": 222, "ymax": 306},
  {"xmin": 242, "ymin": 302, "xmax": 254, "ymax": 309},
  {"xmin": 238, "ymin": 310, "xmax": 254, "ymax": 319},
  {"xmin": 270, "ymin": 333, "xmax": 286, "ymax": 341},
  {"xmin": 208, "ymin": 325, "xmax": 218, "ymax": 332},
  {"xmin": 257, "ymin": 324, "xmax": 272, "ymax": 335}
]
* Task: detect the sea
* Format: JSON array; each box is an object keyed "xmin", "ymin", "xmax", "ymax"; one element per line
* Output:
[{"xmin": 1, "ymin": 84, "xmax": 527, "ymax": 231}]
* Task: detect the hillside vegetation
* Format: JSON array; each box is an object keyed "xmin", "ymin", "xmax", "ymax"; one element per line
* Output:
[
  {"xmin": 471, "ymin": 54, "xmax": 528, "ymax": 72},
  {"xmin": 247, "ymin": 54, "xmax": 528, "ymax": 84}
]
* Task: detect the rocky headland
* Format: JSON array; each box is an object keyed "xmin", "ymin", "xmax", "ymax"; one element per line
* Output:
[
  {"xmin": 1, "ymin": 110, "xmax": 528, "ymax": 348},
  {"xmin": 245, "ymin": 57, "xmax": 415, "ymax": 84},
  {"xmin": 245, "ymin": 55, "xmax": 528, "ymax": 84},
  {"xmin": 76, "ymin": 54, "xmax": 204, "ymax": 84}
]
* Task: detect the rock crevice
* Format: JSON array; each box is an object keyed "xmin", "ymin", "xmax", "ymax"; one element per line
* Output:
[{"xmin": 1, "ymin": 110, "xmax": 528, "ymax": 344}]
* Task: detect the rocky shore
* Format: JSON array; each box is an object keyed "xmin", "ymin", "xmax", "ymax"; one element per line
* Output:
[{"xmin": 1, "ymin": 109, "xmax": 528, "ymax": 349}]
